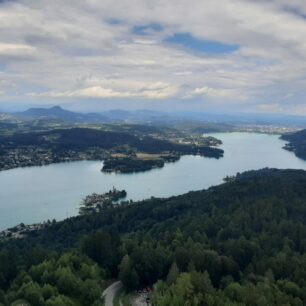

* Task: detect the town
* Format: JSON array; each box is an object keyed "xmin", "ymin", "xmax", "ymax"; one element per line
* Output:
[{"xmin": 79, "ymin": 188, "xmax": 127, "ymax": 215}]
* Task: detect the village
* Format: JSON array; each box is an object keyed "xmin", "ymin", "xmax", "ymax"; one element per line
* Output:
[
  {"xmin": 79, "ymin": 188, "xmax": 127, "ymax": 215},
  {"xmin": 0, "ymin": 221, "xmax": 52, "ymax": 240},
  {"xmin": 0, "ymin": 188, "xmax": 127, "ymax": 242},
  {"xmin": 0, "ymin": 146, "xmax": 108, "ymax": 171}
]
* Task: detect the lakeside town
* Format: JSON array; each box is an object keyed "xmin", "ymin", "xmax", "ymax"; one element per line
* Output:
[
  {"xmin": 79, "ymin": 188, "xmax": 127, "ymax": 214},
  {"xmin": 0, "ymin": 147, "xmax": 109, "ymax": 171},
  {"xmin": 0, "ymin": 188, "xmax": 127, "ymax": 241},
  {"xmin": 0, "ymin": 221, "xmax": 52, "ymax": 240}
]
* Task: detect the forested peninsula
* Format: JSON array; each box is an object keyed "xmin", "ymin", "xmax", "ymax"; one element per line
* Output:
[
  {"xmin": 281, "ymin": 129, "xmax": 306, "ymax": 160},
  {"xmin": 1, "ymin": 168, "xmax": 306, "ymax": 305},
  {"xmin": 0, "ymin": 127, "xmax": 223, "ymax": 173}
]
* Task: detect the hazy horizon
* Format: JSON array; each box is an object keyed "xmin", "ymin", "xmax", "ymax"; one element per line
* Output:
[{"xmin": 3, "ymin": 104, "xmax": 306, "ymax": 124}]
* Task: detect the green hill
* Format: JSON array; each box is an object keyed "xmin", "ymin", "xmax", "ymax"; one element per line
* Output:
[
  {"xmin": 1, "ymin": 168, "xmax": 306, "ymax": 305},
  {"xmin": 281, "ymin": 129, "xmax": 306, "ymax": 160}
]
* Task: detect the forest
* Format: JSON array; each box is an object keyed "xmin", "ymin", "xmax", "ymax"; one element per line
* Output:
[
  {"xmin": 282, "ymin": 129, "xmax": 306, "ymax": 160},
  {"xmin": 102, "ymin": 156, "xmax": 166, "ymax": 173},
  {"xmin": 1, "ymin": 168, "xmax": 306, "ymax": 305}
]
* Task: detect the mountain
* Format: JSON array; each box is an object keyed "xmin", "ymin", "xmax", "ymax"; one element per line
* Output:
[
  {"xmin": 11, "ymin": 106, "xmax": 306, "ymax": 127},
  {"xmin": 12, "ymin": 106, "xmax": 167, "ymax": 124},
  {"xmin": 14, "ymin": 106, "xmax": 108, "ymax": 123}
]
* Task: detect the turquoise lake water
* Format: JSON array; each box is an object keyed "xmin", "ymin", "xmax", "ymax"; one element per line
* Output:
[{"xmin": 1, "ymin": 132, "xmax": 306, "ymax": 230}]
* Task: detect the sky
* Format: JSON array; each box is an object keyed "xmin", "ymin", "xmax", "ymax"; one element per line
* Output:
[{"xmin": 1, "ymin": 0, "xmax": 306, "ymax": 114}]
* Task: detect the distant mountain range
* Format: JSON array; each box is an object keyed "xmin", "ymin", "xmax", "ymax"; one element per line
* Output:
[
  {"xmin": 14, "ymin": 106, "xmax": 108, "ymax": 123},
  {"xmin": 11, "ymin": 106, "xmax": 174, "ymax": 125},
  {"xmin": 5, "ymin": 105, "xmax": 306, "ymax": 127}
]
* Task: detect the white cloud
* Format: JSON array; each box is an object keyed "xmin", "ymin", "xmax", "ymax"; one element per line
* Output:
[
  {"xmin": 0, "ymin": 43, "xmax": 37, "ymax": 59},
  {"xmin": 185, "ymin": 86, "xmax": 247, "ymax": 101},
  {"xmin": 0, "ymin": 0, "xmax": 306, "ymax": 112},
  {"xmin": 29, "ymin": 81, "xmax": 178, "ymax": 99},
  {"xmin": 173, "ymin": 71, "xmax": 193, "ymax": 76}
]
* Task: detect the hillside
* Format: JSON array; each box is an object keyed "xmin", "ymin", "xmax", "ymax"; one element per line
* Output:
[
  {"xmin": 281, "ymin": 129, "xmax": 306, "ymax": 160},
  {"xmin": 14, "ymin": 106, "xmax": 108, "ymax": 123},
  {"xmin": 0, "ymin": 127, "xmax": 223, "ymax": 171},
  {"xmin": 1, "ymin": 168, "xmax": 306, "ymax": 305}
]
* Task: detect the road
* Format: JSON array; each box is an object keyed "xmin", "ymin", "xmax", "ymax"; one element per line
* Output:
[{"xmin": 102, "ymin": 281, "xmax": 123, "ymax": 306}]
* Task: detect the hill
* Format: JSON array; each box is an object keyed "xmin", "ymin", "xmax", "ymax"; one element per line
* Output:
[
  {"xmin": 0, "ymin": 127, "xmax": 223, "ymax": 171},
  {"xmin": 281, "ymin": 129, "xmax": 306, "ymax": 160},
  {"xmin": 1, "ymin": 168, "xmax": 306, "ymax": 304},
  {"xmin": 14, "ymin": 106, "xmax": 108, "ymax": 123}
]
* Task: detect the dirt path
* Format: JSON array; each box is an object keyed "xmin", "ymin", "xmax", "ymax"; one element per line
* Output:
[{"xmin": 102, "ymin": 281, "xmax": 123, "ymax": 306}]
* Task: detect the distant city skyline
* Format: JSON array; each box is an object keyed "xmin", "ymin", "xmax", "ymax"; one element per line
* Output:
[{"xmin": 1, "ymin": 0, "xmax": 306, "ymax": 114}]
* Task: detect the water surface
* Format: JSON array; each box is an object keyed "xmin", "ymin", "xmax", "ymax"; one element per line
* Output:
[{"xmin": 1, "ymin": 132, "xmax": 306, "ymax": 230}]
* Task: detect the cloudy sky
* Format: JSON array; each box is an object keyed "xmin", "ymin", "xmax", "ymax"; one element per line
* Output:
[{"xmin": 1, "ymin": 0, "xmax": 306, "ymax": 113}]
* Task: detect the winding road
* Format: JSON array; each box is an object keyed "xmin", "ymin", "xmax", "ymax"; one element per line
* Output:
[{"xmin": 102, "ymin": 281, "xmax": 123, "ymax": 306}]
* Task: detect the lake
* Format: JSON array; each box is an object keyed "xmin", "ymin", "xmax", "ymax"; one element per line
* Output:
[{"xmin": 1, "ymin": 132, "xmax": 306, "ymax": 230}]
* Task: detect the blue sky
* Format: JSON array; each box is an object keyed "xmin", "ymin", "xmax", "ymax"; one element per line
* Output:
[
  {"xmin": 132, "ymin": 23, "xmax": 163, "ymax": 35},
  {"xmin": 165, "ymin": 33, "xmax": 239, "ymax": 55},
  {"xmin": 1, "ymin": 0, "xmax": 306, "ymax": 114}
]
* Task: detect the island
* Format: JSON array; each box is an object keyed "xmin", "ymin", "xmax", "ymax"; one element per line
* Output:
[{"xmin": 102, "ymin": 153, "xmax": 180, "ymax": 173}]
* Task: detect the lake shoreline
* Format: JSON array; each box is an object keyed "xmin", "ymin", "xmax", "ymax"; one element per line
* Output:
[{"xmin": 1, "ymin": 132, "xmax": 306, "ymax": 231}]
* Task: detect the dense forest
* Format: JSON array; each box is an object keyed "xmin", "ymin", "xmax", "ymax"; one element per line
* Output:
[
  {"xmin": 1, "ymin": 168, "xmax": 306, "ymax": 305},
  {"xmin": 102, "ymin": 156, "xmax": 166, "ymax": 173},
  {"xmin": 282, "ymin": 129, "xmax": 306, "ymax": 160}
]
